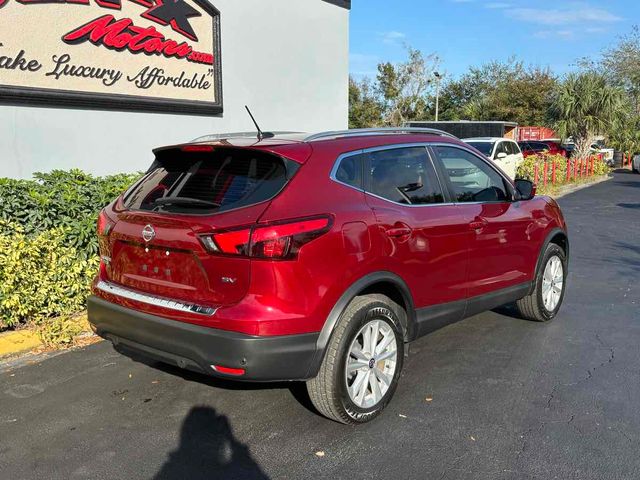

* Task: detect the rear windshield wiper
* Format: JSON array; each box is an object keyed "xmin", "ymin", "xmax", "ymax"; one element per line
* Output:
[{"xmin": 152, "ymin": 197, "xmax": 221, "ymax": 208}]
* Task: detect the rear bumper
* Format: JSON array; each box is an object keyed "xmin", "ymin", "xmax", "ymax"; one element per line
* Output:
[{"xmin": 87, "ymin": 296, "xmax": 320, "ymax": 381}]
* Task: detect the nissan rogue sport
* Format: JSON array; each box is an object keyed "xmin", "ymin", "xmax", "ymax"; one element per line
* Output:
[{"xmin": 88, "ymin": 128, "xmax": 569, "ymax": 424}]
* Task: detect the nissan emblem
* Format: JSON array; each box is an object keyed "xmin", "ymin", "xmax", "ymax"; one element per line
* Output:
[{"xmin": 142, "ymin": 224, "xmax": 156, "ymax": 243}]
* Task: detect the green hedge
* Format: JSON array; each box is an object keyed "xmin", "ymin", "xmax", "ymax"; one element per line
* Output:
[
  {"xmin": 0, "ymin": 169, "xmax": 140, "ymax": 329},
  {"xmin": 516, "ymin": 153, "xmax": 610, "ymax": 195}
]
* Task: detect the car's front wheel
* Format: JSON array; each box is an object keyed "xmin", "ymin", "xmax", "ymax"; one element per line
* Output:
[
  {"xmin": 307, "ymin": 294, "xmax": 405, "ymax": 424},
  {"xmin": 516, "ymin": 243, "xmax": 567, "ymax": 322}
]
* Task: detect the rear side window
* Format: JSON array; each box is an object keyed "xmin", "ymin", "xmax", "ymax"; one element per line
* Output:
[
  {"xmin": 335, "ymin": 153, "xmax": 364, "ymax": 189},
  {"xmin": 367, "ymin": 147, "xmax": 444, "ymax": 205},
  {"xmin": 123, "ymin": 148, "xmax": 289, "ymax": 214}
]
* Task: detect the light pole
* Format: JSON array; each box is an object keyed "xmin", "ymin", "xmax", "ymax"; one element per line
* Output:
[{"xmin": 434, "ymin": 71, "xmax": 441, "ymax": 122}]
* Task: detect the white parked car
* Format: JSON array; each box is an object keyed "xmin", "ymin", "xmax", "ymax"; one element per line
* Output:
[
  {"xmin": 462, "ymin": 137, "xmax": 524, "ymax": 180},
  {"xmin": 633, "ymin": 154, "xmax": 640, "ymax": 173},
  {"xmin": 591, "ymin": 143, "xmax": 614, "ymax": 165}
]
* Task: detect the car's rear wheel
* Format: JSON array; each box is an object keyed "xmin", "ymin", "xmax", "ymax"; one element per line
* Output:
[
  {"xmin": 307, "ymin": 294, "xmax": 405, "ymax": 424},
  {"xmin": 516, "ymin": 243, "xmax": 567, "ymax": 322}
]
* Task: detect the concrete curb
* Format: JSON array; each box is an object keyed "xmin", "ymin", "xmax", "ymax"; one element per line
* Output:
[
  {"xmin": 0, "ymin": 330, "xmax": 43, "ymax": 358},
  {"xmin": 548, "ymin": 174, "xmax": 612, "ymax": 199}
]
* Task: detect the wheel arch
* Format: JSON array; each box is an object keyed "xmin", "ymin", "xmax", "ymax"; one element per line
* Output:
[
  {"xmin": 306, "ymin": 272, "xmax": 416, "ymax": 378},
  {"xmin": 529, "ymin": 227, "xmax": 569, "ymax": 294}
]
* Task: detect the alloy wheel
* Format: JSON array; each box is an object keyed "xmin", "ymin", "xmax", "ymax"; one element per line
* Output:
[
  {"xmin": 542, "ymin": 255, "xmax": 564, "ymax": 312},
  {"xmin": 345, "ymin": 319, "xmax": 398, "ymax": 409}
]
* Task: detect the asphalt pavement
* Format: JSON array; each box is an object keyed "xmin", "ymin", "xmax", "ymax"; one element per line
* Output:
[{"xmin": 2, "ymin": 171, "xmax": 640, "ymax": 480}]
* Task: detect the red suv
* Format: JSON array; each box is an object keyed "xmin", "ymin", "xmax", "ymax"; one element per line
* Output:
[
  {"xmin": 519, "ymin": 141, "xmax": 568, "ymax": 158},
  {"xmin": 89, "ymin": 128, "xmax": 569, "ymax": 424}
]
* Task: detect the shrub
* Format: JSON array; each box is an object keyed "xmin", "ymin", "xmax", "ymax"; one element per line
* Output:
[
  {"xmin": 0, "ymin": 222, "xmax": 99, "ymax": 329},
  {"xmin": 37, "ymin": 314, "xmax": 89, "ymax": 347},
  {"xmin": 0, "ymin": 169, "xmax": 140, "ymax": 259},
  {"xmin": 0, "ymin": 169, "xmax": 140, "ymax": 332},
  {"xmin": 517, "ymin": 154, "xmax": 569, "ymax": 183},
  {"xmin": 516, "ymin": 153, "xmax": 610, "ymax": 194}
]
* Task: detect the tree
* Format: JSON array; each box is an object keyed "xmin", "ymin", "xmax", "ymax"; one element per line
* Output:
[
  {"xmin": 348, "ymin": 46, "xmax": 440, "ymax": 128},
  {"xmin": 434, "ymin": 58, "xmax": 557, "ymax": 124},
  {"xmin": 549, "ymin": 72, "xmax": 627, "ymax": 159},
  {"xmin": 578, "ymin": 26, "xmax": 640, "ymax": 153},
  {"xmin": 348, "ymin": 76, "xmax": 383, "ymax": 128},
  {"xmin": 581, "ymin": 26, "xmax": 640, "ymax": 115},
  {"xmin": 607, "ymin": 116, "xmax": 640, "ymax": 155},
  {"xmin": 376, "ymin": 47, "xmax": 440, "ymax": 126}
]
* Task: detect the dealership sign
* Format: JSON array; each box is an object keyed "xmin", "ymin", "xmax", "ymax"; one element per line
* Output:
[{"xmin": 0, "ymin": 0, "xmax": 222, "ymax": 115}]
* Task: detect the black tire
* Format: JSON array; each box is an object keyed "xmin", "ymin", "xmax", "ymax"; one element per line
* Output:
[
  {"xmin": 306, "ymin": 294, "xmax": 405, "ymax": 424},
  {"xmin": 516, "ymin": 243, "xmax": 567, "ymax": 322}
]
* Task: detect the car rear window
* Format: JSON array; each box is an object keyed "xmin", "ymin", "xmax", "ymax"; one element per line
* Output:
[
  {"xmin": 528, "ymin": 142, "xmax": 549, "ymax": 151},
  {"xmin": 466, "ymin": 142, "xmax": 494, "ymax": 156},
  {"xmin": 123, "ymin": 148, "xmax": 290, "ymax": 214}
]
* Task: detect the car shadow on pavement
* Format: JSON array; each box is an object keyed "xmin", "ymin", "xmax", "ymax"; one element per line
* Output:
[
  {"xmin": 116, "ymin": 346, "xmax": 317, "ymax": 415},
  {"xmin": 492, "ymin": 303, "xmax": 528, "ymax": 321},
  {"xmin": 153, "ymin": 406, "xmax": 270, "ymax": 480},
  {"xmin": 617, "ymin": 203, "xmax": 640, "ymax": 210}
]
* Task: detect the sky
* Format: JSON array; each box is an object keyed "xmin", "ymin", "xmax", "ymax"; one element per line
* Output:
[{"xmin": 350, "ymin": 0, "xmax": 640, "ymax": 81}]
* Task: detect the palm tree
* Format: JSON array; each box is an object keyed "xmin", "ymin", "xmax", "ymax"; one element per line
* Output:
[{"xmin": 549, "ymin": 73, "xmax": 626, "ymax": 159}]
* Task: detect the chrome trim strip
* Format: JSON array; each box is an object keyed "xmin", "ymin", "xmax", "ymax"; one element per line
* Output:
[
  {"xmin": 190, "ymin": 131, "xmax": 303, "ymax": 142},
  {"xmin": 305, "ymin": 127, "xmax": 457, "ymax": 142},
  {"xmin": 96, "ymin": 281, "xmax": 218, "ymax": 316}
]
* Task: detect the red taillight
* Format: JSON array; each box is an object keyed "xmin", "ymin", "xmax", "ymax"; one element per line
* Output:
[
  {"xmin": 212, "ymin": 365, "xmax": 246, "ymax": 376},
  {"xmin": 203, "ymin": 228, "xmax": 251, "ymax": 255},
  {"xmin": 251, "ymin": 217, "xmax": 331, "ymax": 259},
  {"xmin": 199, "ymin": 216, "xmax": 332, "ymax": 260},
  {"xmin": 181, "ymin": 145, "xmax": 215, "ymax": 152},
  {"xmin": 97, "ymin": 210, "xmax": 116, "ymax": 277},
  {"xmin": 97, "ymin": 210, "xmax": 115, "ymax": 236}
]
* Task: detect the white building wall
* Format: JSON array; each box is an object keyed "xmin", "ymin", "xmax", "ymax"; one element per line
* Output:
[{"xmin": 0, "ymin": 0, "xmax": 349, "ymax": 178}]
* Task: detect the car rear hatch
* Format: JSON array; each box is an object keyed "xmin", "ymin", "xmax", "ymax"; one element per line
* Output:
[{"xmin": 102, "ymin": 144, "xmax": 304, "ymax": 308}]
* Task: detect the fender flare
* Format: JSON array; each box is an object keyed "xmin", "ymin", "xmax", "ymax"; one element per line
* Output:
[
  {"xmin": 530, "ymin": 227, "xmax": 569, "ymax": 294},
  {"xmin": 305, "ymin": 271, "xmax": 416, "ymax": 378}
]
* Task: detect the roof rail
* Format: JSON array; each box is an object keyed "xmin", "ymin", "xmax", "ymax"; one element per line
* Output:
[
  {"xmin": 304, "ymin": 127, "xmax": 458, "ymax": 142},
  {"xmin": 191, "ymin": 131, "xmax": 302, "ymax": 142}
]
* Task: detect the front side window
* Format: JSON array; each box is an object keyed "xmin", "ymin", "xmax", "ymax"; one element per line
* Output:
[
  {"xmin": 504, "ymin": 142, "xmax": 516, "ymax": 155},
  {"xmin": 495, "ymin": 142, "xmax": 508, "ymax": 157},
  {"xmin": 433, "ymin": 146, "xmax": 510, "ymax": 203},
  {"xmin": 367, "ymin": 147, "xmax": 444, "ymax": 205}
]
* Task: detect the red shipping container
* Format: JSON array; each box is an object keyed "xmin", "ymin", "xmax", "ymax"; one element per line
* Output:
[{"xmin": 518, "ymin": 126, "xmax": 558, "ymax": 142}]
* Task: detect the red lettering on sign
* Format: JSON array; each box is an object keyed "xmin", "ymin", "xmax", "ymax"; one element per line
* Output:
[
  {"xmin": 16, "ymin": 0, "xmax": 90, "ymax": 4},
  {"xmin": 62, "ymin": 14, "xmax": 204, "ymax": 62},
  {"xmin": 94, "ymin": 0, "xmax": 121, "ymax": 9}
]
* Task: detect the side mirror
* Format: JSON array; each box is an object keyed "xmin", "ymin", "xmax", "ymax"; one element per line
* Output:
[
  {"xmin": 496, "ymin": 152, "xmax": 508, "ymax": 160},
  {"xmin": 515, "ymin": 179, "xmax": 536, "ymax": 201}
]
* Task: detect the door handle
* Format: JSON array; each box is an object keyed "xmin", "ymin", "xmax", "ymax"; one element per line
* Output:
[
  {"xmin": 469, "ymin": 217, "xmax": 489, "ymax": 231},
  {"xmin": 385, "ymin": 226, "xmax": 412, "ymax": 238}
]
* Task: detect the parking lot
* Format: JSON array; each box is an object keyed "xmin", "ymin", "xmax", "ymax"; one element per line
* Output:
[{"xmin": 2, "ymin": 171, "xmax": 639, "ymax": 480}]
